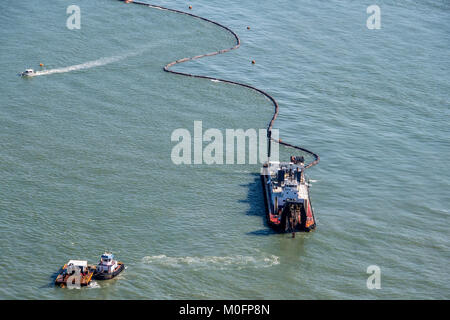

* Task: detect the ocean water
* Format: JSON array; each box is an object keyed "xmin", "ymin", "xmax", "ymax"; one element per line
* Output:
[{"xmin": 0, "ymin": 0, "xmax": 449, "ymax": 299}]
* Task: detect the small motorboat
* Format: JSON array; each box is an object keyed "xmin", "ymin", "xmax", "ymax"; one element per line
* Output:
[
  {"xmin": 20, "ymin": 69, "xmax": 36, "ymax": 77},
  {"xmin": 93, "ymin": 252, "xmax": 125, "ymax": 280},
  {"xmin": 54, "ymin": 260, "xmax": 94, "ymax": 287}
]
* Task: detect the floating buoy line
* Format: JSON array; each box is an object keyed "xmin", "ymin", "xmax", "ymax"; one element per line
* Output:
[{"xmin": 120, "ymin": 0, "xmax": 319, "ymax": 169}]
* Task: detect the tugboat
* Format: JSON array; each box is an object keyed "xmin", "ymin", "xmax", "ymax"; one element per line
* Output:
[
  {"xmin": 93, "ymin": 253, "xmax": 125, "ymax": 280},
  {"xmin": 54, "ymin": 260, "xmax": 94, "ymax": 287},
  {"xmin": 261, "ymin": 156, "xmax": 316, "ymax": 233}
]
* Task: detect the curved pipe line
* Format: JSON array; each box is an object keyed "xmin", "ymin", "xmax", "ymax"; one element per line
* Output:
[{"xmin": 122, "ymin": 0, "xmax": 319, "ymax": 168}]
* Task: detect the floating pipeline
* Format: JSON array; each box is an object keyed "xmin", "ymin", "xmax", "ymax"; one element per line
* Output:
[{"xmin": 117, "ymin": 0, "xmax": 319, "ymax": 169}]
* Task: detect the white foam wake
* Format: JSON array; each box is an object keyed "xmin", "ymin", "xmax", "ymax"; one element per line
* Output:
[
  {"xmin": 88, "ymin": 281, "xmax": 100, "ymax": 289},
  {"xmin": 142, "ymin": 254, "xmax": 280, "ymax": 270},
  {"xmin": 31, "ymin": 54, "xmax": 132, "ymax": 77}
]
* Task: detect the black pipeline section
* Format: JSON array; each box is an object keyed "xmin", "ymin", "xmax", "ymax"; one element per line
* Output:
[{"xmin": 118, "ymin": 0, "xmax": 320, "ymax": 169}]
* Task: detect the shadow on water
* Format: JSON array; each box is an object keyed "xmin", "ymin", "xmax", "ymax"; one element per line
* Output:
[
  {"xmin": 239, "ymin": 172, "xmax": 278, "ymax": 236},
  {"xmin": 40, "ymin": 268, "xmax": 61, "ymax": 289}
]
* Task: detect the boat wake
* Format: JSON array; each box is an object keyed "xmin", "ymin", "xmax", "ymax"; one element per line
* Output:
[
  {"xmin": 142, "ymin": 254, "xmax": 280, "ymax": 270},
  {"xmin": 31, "ymin": 53, "xmax": 135, "ymax": 77},
  {"xmin": 88, "ymin": 281, "xmax": 101, "ymax": 289}
]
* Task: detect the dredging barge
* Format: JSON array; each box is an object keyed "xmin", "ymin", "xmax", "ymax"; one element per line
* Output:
[{"xmin": 261, "ymin": 156, "xmax": 316, "ymax": 232}]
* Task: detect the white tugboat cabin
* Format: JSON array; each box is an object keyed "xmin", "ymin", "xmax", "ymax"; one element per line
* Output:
[
  {"xmin": 94, "ymin": 252, "xmax": 125, "ymax": 280},
  {"xmin": 97, "ymin": 253, "xmax": 117, "ymax": 273}
]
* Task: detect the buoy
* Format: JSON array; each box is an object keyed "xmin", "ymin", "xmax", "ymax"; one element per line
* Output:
[
  {"xmin": 251, "ymin": 60, "xmax": 255, "ymax": 64},
  {"xmin": 39, "ymin": 63, "xmax": 44, "ymax": 67},
  {"xmin": 189, "ymin": 5, "xmax": 192, "ymax": 10}
]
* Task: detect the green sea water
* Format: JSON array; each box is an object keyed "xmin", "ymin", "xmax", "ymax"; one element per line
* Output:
[{"xmin": 0, "ymin": 0, "xmax": 449, "ymax": 299}]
